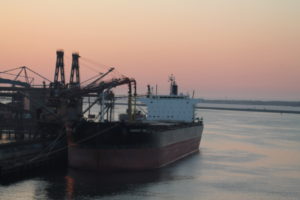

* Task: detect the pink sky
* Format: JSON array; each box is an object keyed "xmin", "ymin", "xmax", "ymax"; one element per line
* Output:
[{"xmin": 0, "ymin": 0, "xmax": 299, "ymax": 100}]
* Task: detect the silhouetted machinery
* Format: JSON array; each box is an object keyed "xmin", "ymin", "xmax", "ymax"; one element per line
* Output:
[
  {"xmin": 0, "ymin": 66, "xmax": 54, "ymax": 139},
  {"xmin": 46, "ymin": 50, "xmax": 137, "ymax": 123},
  {"xmin": 70, "ymin": 53, "xmax": 80, "ymax": 88},
  {"xmin": 0, "ymin": 50, "xmax": 137, "ymax": 142},
  {"xmin": 54, "ymin": 50, "xmax": 65, "ymax": 86}
]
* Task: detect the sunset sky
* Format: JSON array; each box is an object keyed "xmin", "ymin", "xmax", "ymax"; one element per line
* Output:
[{"xmin": 0, "ymin": 0, "xmax": 299, "ymax": 100}]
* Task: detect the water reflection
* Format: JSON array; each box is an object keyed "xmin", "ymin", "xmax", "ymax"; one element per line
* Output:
[
  {"xmin": 1, "ymin": 110, "xmax": 300, "ymax": 200},
  {"xmin": 66, "ymin": 169, "xmax": 171, "ymax": 198},
  {"xmin": 65, "ymin": 175, "xmax": 74, "ymax": 200},
  {"xmin": 36, "ymin": 153, "xmax": 201, "ymax": 200}
]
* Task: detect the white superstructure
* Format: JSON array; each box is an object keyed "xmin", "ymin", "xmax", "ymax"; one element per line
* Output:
[{"xmin": 139, "ymin": 75, "xmax": 200, "ymax": 123}]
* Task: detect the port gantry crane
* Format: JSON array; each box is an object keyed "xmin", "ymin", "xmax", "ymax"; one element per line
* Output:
[
  {"xmin": 53, "ymin": 50, "xmax": 65, "ymax": 86},
  {"xmin": 69, "ymin": 52, "xmax": 80, "ymax": 88},
  {"xmin": 49, "ymin": 50, "xmax": 137, "ymax": 123},
  {"xmin": 0, "ymin": 50, "xmax": 137, "ymax": 141}
]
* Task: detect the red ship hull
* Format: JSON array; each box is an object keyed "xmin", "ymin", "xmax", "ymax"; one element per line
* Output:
[
  {"xmin": 68, "ymin": 137, "xmax": 201, "ymax": 170},
  {"xmin": 68, "ymin": 123, "xmax": 203, "ymax": 171}
]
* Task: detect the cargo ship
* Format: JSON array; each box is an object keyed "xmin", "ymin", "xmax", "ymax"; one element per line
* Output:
[
  {"xmin": 0, "ymin": 51, "xmax": 203, "ymax": 175},
  {"xmin": 66, "ymin": 75, "xmax": 203, "ymax": 171}
]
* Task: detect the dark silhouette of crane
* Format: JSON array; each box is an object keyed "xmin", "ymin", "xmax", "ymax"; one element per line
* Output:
[
  {"xmin": 44, "ymin": 50, "xmax": 137, "ymax": 122},
  {"xmin": 54, "ymin": 50, "xmax": 65, "ymax": 85},
  {"xmin": 69, "ymin": 53, "xmax": 80, "ymax": 88}
]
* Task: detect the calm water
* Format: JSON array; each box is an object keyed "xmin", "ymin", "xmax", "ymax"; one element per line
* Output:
[{"xmin": 1, "ymin": 109, "xmax": 300, "ymax": 200}]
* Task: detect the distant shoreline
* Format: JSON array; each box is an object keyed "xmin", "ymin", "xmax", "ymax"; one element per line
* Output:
[
  {"xmin": 199, "ymin": 99, "xmax": 300, "ymax": 107},
  {"xmin": 114, "ymin": 102, "xmax": 300, "ymax": 115},
  {"xmin": 196, "ymin": 106, "xmax": 300, "ymax": 114}
]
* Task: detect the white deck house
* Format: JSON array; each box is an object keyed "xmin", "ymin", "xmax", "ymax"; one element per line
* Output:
[
  {"xmin": 139, "ymin": 75, "xmax": 199, "ymax": 123},
  {"xmin": 139, "ymin": 95, "xmax": 199, "ymax": 122}
]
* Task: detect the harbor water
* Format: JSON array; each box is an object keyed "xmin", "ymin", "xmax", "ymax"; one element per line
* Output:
[{"xmin": 1, "ymin": 109, "xmax": 300, "ymax": 200}]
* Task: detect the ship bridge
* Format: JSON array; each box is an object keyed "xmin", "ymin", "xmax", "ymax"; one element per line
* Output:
[{"xmin": 139, "ymin": 96, "xmax": 199, "ymax": 122}]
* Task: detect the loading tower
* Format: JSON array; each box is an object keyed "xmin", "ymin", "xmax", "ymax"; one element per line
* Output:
[
  {"xmin": 69, "ymin": 53, "xmax": 80, "ymax": 87},
  {"xmin": 54, "ymin": 50, "xmax": 65, "ymax": 85}
]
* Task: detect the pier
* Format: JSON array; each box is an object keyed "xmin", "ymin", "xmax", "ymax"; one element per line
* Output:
[
  {"xmin": 0, "ymin": 65, "xmax": 66, "ymax": 177},
  {"xmin": 0, "ymin": 139, "xmax": 66, "ymax": 178}
]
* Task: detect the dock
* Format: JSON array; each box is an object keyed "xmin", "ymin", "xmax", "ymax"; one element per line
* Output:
[
  {"xmin": 0, "ymin": 65, "xmax": 68, "ymax": 178},
  {"xmin": 0, "ymin": 140, "xmax": 67, "ymax": 178}
]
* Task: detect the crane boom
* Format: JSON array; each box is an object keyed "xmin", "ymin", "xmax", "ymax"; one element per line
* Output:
[{"xmin": 86, "ymin": 67, "xmax": 114, "ymax": 88}]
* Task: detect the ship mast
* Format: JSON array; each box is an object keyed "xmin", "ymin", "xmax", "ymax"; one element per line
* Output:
[{"xmin": 169, "ymin": 74, "xmax": 178, "ymax": 96}]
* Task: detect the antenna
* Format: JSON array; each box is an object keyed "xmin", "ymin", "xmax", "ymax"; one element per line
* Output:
[
  {"xmin": 169, "ymin": 74, "xmax": 175, "ymax": 83},
  {"xmin": 169, "ymin": 74, "xmax": 178, "ymax": 96}
]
